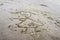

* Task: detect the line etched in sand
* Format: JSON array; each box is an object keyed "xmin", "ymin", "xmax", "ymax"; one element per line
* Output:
[{"xmin": 8, "ymin": 9, "xmax": 60, "ymax": 40}]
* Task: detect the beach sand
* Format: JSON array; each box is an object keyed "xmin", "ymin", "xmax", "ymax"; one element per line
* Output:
[{"xmin": 0, "ymin": 0, "xmax": 60, "ymax": 40}]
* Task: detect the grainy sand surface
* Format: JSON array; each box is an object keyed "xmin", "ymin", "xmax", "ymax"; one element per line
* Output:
[{"xmin": 0, "ymin": 0, "xmax": 60, "ymax": 40}]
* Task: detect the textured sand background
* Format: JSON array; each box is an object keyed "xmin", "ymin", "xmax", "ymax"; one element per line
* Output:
[{"xmin": 0, "ymin": 0, "xmax": 60, "ymax": 40}]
